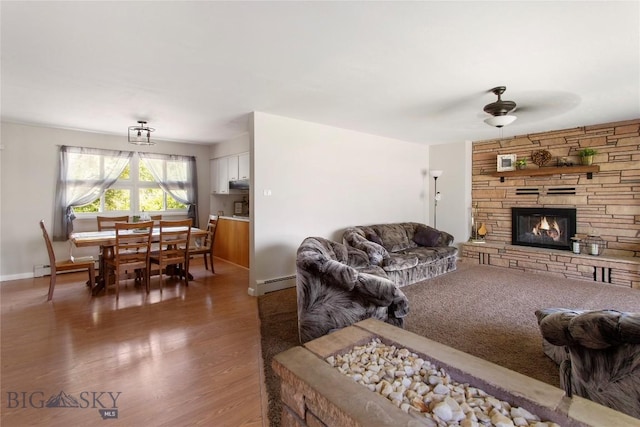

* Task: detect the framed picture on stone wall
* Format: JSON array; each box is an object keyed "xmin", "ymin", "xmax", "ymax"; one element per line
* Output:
[{"xmin": 497, "ymin": 154, "xmax": 516, "ymax": 172}]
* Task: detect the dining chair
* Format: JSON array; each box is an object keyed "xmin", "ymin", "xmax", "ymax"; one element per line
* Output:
[
  {"xmin": 96, "ymin": 215, "xmax": 130, "ymax": 231},
  {"xmin": 189, "ymin": 217, "xmax": 218, "ymax": 272},
  {"xmin": 149, "ymin": 219, "xmax": 192, "ymax": 293},
  {"xmin": 103, "ymin": 221, "xmax": 154, "ymax": 299},
  {"xmin": 40, "ymin": 220, "xmax": 95, "ymax": 301},
  {"xmin": 96, "ymin": 215, "xmax": 131, "ymax": 280}
]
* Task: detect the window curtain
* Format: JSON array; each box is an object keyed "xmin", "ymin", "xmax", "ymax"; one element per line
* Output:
[
  {"xmin": 53, "ymin": 146, "xmax": 132, "ymax": 241},
  {"xmin": 138, "ymin": 152, "xmax": 198, "ymax": 227}
]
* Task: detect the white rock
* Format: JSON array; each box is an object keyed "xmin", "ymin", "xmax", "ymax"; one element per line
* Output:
[
  {"xmin": 513, "ymin": 416, "xmax": 528, "ymax": 426},
  {"xmin": 433, "ymin": 383, "xmax": 450, "ymax": 394},
  {"xmin": 486, "ymin": 396, "xmax": 502, "ymax": 409},
  {"xmin": 491, "ymin": 411, "xmax": 515, "ymax": 427},
  {"xmin": 460, "ymin": 418, "xmax": 479, "ymax": 427},
  {"xmin": 389, "ymin": 391, "xmax": 403, "ymax": 402},
  {"xmin": 416, "ymin": 384, "xmax": 429, "ymax": 396},
  {"xmin": 380, "ymin": 381, "xmax": 393, "ymax": 397},
  {"xmin": 452, "ymin": 410, "xmax": 466, "ymax": 422},
  {"xmin": 511, "ymin": 406, "xmax": 539, "ymax": 421},
  {"xmin": 432, "ymin": 401, "xmax": 453, "ymax": 421},
  {"xmin": 428, "ymin": 375, "xmax": 441, "ymax": 385}
]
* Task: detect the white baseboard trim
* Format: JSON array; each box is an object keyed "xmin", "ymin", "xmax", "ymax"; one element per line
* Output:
[{"xmin": 0, "ymin": 272, "xmax": 34, "ymax": 282}]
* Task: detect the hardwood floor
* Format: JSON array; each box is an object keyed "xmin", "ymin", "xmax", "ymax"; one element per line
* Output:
[{"xmin": 1, "ymin": 258, "xmax": 267, "ymax": 427}]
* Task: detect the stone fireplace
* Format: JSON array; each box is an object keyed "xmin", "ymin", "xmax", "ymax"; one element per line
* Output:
[
  {"xmin": 461, "ymin": 118, "xmax": 640, "ymax": 289},
  {"xmin": 512, "ymin": 207, "xmax": 576, "ymax": 251}
]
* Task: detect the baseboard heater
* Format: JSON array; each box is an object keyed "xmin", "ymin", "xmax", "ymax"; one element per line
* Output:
[
  {"xmin": 256, "ymin": 274, "xmax": 296, "ymax": 285},
  {"xmin": 33, "ymin": 260, "xmax": 99, "ymax": 277},
  {"xmin": 255, "ymin": 274, "xmax": 297, "ymax": 295}
]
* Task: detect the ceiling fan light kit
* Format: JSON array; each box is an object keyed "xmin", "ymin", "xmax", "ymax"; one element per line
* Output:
[
  {"xmin": 484, "ymin": 115, "xmax": 517, "ymax": 127},
  {"xmin": 483, "ymin": 86, "xmax": 517, "ymax": 128}
]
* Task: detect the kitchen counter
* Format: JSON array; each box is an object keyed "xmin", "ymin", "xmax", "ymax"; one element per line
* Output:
[{"xmin": 219, "ymin": 215, "xmax": 250, "ymax": 222}]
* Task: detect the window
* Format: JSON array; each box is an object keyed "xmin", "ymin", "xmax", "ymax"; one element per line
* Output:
[
  {"xmin": 74, "ymin": 156, "xmax": 187, "ymax": 215},
  {"xmin": 53, "ymin": 146, "xmax": 198, "ymax": 240}
]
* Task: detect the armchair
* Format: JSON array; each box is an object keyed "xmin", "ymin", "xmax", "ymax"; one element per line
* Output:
[
  {"xmin": 296, "ymin": 237, "xmax": 409, "ymax": 343},
  {"xmin": 536, "ymin": 308, "xmax": 640, "ymax": 419}
]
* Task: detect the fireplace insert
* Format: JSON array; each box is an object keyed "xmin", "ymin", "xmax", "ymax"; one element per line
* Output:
[{"xmin": 512, "ymin": 207, "xmax": 576, "ymax": 251}]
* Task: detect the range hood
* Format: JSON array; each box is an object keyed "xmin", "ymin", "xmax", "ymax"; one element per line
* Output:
[{"xmin": 229, "ymin": 179, "xmax": 250, "ymax": 190}]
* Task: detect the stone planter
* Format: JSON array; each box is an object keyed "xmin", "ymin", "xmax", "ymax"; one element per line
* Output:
[{"xmin": 272, "ymin": 318, "xmax": 639, "ymax": 427}]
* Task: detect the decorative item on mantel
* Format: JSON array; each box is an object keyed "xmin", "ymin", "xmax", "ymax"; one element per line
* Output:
[
  {"xmin": 578, "ymin": 148, "xmax": 598, "ymax": 166},
  {"xmin": 515, "ymin": 158, "xmax": 527, "ymax": 170},
  {"xmin": 583, "ymin": 234, "xmax": 605, "ymax": 256},
  {"xmin": 571, "ymin": 236, "xmax": 582, "ymax": 254},
  {"xmin": 477, "ymin": 223, "xmax": 488, "ymax": 240},
  {"xmin": 469, "ymin": 202, "xmax": 485, "ymax": 243},
  {"xmin": 496, "ymin": 154, "xmax": 516, "ymax": 172},
  {"xmin": 557, "ymin": 156, "xmax": 573, "ymax": 167},
  {"xmin": 531, "ymin": 149, "xmax": 552, "ymax": 167}
]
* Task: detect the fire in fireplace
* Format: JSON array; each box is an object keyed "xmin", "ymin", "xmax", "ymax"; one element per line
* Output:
[{"xmin": 512, "ymin": 207, "xmax": 577, "ymax": 251}]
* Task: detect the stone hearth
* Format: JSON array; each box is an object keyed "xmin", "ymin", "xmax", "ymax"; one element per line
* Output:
[{"xmin": 461, "ymin": 242, "xmax": 640, "ymax": 289}]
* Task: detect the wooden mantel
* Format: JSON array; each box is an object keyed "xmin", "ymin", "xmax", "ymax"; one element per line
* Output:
[{"xmin": 490, "ymin": 165, "xmax": 600, "ymax": 182}]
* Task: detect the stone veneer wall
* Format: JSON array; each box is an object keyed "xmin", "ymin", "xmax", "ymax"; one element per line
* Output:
[{"xmin": 471, "ymin": 118, "xmax": 640, "ymax": 258}]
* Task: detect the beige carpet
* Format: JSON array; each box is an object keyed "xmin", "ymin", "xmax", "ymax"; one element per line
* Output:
[{"xmin": 258, "ymin": 261, "xmax": 640, "ymax": 426}]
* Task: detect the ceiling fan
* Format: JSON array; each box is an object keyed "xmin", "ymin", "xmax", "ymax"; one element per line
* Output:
[{"xmin": 483, "ymin": 86, "xmax": 517, "ymax": 128}]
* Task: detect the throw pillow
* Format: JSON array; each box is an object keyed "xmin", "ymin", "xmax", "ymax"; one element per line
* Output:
[
  {"xmin": 365, "ymin": 231, "xmax": 384, "ymax": 247},
  {"xmin": 413, "ymin": 225, "xmax": 441, "ymax": 247}
]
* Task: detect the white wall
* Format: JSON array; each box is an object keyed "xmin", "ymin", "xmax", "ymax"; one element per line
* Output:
[
  {"xmin": 0, "ymin": 122, "xmax": 212, "ymax": 280},
  {"xmin": 428, "ymin": 140, "xmax": 473, "ymax": 248},
  {"xmin": 249, "ymin": 112, "xmax": 431, "ymax": 295}
]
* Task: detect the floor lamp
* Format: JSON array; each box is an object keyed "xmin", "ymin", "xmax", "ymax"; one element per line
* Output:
[{"xmin": 430, "ymin": 170, "xmax": 443, "ymax": 228}]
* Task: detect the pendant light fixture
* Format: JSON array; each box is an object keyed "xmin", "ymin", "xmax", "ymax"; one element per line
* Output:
[{"xmin": 128, "ymin": 120, "xmax": 156, "ymax": 145}]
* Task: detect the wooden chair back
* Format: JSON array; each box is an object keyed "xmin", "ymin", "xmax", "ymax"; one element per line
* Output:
[
  {"xmin": 97, "ymin": 215, "xmax": 130, "ymax": 231},
  {"xmin": 39, "ymin": 220, "xmax": 95, "ymax": 301},
  {"xmin": 150, "ymin": 219, "xmax": 192, "ymax": 292},
  {"xmin": 113, "ymin": 221, "xmax": 154, "ymax": 269},
  {"xmin": 189, "ymin": 217, "xmax": 218, "ymax": 272},
  {"xmin": 40, "ymin": 219, "xmax": 57, "ymax": 269},
  {"xmin": 105, "ymin": 221, "xmax": 154, "ymax": 299},
  {"xmin": 156, "ymin": 219, "xmax": 192, "ymax": 264}
]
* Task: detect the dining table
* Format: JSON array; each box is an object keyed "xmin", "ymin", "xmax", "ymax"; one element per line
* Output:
[{"xmin": 70, "ymin": 226, "xmax": 208, "ymax": 295}]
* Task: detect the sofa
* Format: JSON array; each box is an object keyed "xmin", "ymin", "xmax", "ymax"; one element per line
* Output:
[
  {"xmin": 342, "ymin": 222, "xmax": 457, "ymax": 287},
  {"xmin": 296, "ymin": 236, "xmax": 409, "ymax": 343},
  {"xmin": 536, "ymin": 308, "xmax": 640, "ymax": 419}
]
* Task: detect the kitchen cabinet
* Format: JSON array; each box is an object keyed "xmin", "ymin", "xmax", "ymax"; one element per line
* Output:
[
  {"xmin": 210, "ymin": 152, "xmax": 250, "ymax": 195},
  {"xmin": 211, "ymin": 158, "xmax": 229, "ymax": 194},
  {"xmin": 238, "ymin": 152, "xmax": 250, "ymax": 180},
  {"xmin": 228, "ymin": 155, "xmax": 239, "ymax": 181},
  {"xmin": 213, "ymin": 217, "xmax": 249, "ymax": 268}
]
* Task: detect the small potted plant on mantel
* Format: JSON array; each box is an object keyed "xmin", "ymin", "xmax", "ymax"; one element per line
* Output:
[
  {"xmin": 515, "ymin": 159, "xmax": 527, "ymax": 170},
  {"xmin": 578, "ymin": 148, "xmax": 598, "ymax": 165}
]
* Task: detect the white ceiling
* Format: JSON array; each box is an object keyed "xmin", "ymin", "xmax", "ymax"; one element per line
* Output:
[{"xmin": 2, "ymin": 1, "xmax": 639, "ymax": 146}]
